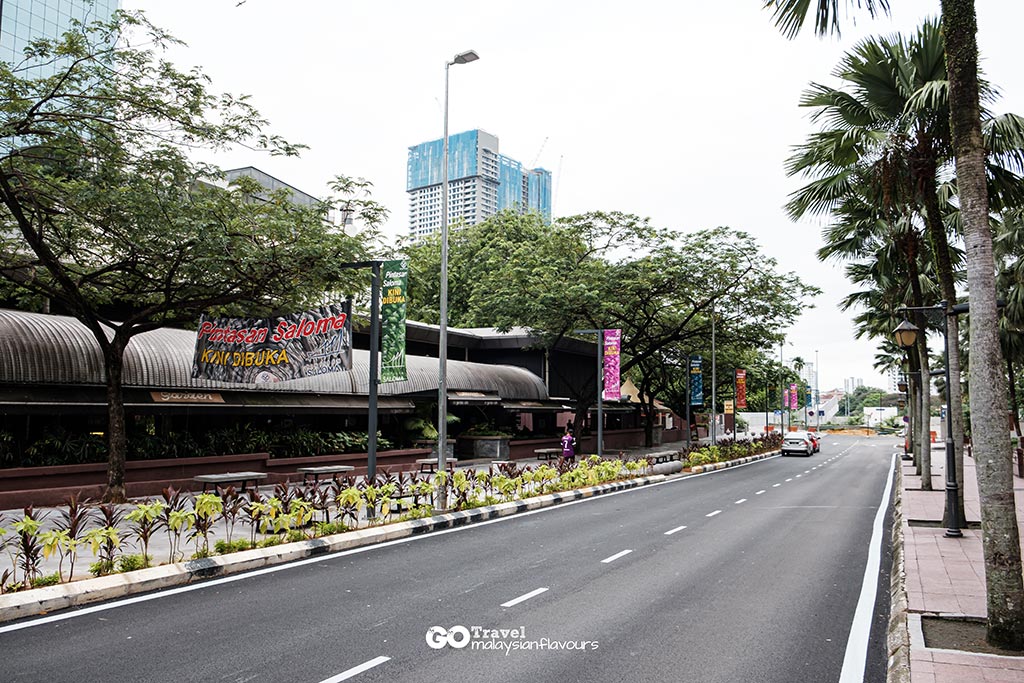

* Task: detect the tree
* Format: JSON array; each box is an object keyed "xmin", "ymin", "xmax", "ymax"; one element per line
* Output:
[
  {"xmin": 406, "ymin": 212, "xmax": 818, "ymax": 445},
  {"xmin": 765, "ymin": 0, "xmax": 1024, "ymax": 649},
  {"xmin": 0, "ymin": 13, "xmax": 384, "ymax": 502}
]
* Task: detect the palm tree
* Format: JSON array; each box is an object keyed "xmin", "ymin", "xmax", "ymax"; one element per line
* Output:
[{"xmin": 764, "ymin": 0, "xmax": 1024, "ymax": 650}]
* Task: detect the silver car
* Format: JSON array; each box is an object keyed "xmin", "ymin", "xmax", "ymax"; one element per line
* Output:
[{"xmin": 781, "ymin": 431, "xmax": 814, "ymax": 456}]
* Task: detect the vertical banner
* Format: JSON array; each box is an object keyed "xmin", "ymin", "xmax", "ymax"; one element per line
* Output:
[
  {"xmin": 602, "ymin": 329, "xmax": 621, "ymax": 400},
  {"xmin": 690, "ymin": 356, "xmax": 703, "ymax": 406},
  {"xmin": 790, "ymin": 383, "xmax": 798, "ymax": 409},
  {"xmin": 735, "ymin": 369, "xmax": 747, "ymax": 409},
  {"xmin": 783, "ymin": 389, "xmax": 790, "ymax": 409},
  {"xmin": 806, "ymin": 387, "xmax": 813, "ymax": 408},
  {"xmin": 380, "ymin": 259, "xmax": 409, "ymax": 383}
]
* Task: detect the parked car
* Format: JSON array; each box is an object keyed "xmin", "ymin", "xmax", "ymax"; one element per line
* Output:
[{"xmin": 781, "ymin": 431, "xmax": 815, "ymax": 456}]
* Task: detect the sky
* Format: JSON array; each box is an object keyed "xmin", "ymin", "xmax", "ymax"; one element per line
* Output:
[{"xmin": 124, "ymin": 1, "xmax": 1024, "ymax": 392}]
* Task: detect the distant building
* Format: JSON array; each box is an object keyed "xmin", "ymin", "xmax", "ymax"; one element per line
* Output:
[
  {"xmin": 887, "ymin": 367, "xmax": 901, "ymax": 393},
  {"xmin": 844, "ymin": 377, "xmax": 864, "ymax": 393},
  {"xmin": 406, "ymin": 129, "xmax": 552, "ymax": 241},
  {"xmin": 1, "ymin": 0, "xmax": 120, "ymax": 76}
]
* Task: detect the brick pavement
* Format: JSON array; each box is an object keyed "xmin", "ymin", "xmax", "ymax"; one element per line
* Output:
[{"xmin": 899, "ymin": 444, "xmax": 1024, "ymax": 682}]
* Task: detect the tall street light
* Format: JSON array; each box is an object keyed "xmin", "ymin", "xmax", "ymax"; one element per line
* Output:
[
  {"xmin": 438, "ymin": 49, "xmax": 479, "ymax": 505},
  {"xmin": 894, "ymin": 314, "xmax": 962, "ymax": 537}
]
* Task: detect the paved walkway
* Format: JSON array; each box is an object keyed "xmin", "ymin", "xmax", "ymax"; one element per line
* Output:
[{"xmin": 900, "ymin": 443, "xmax": 1024, "ymax": 682}]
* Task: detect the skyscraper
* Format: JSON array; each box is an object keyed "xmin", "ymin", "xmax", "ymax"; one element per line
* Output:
[
  {"xmin": 1, "ymin": 0, "xmax": 120, "ymax": 76},
  {"xmin": 406, "ymin": 129, "xmax": 552, "ymax": 241}
]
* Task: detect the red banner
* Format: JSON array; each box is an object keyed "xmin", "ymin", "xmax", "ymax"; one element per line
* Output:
[{"xmin": 735, "ymin": 369, "xmax": 747, "ymax": 409}]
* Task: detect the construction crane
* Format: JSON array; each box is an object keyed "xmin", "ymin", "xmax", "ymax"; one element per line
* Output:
[{"xmin": 530, "ymin": 136, "xmax": 549, "ymax": 168}]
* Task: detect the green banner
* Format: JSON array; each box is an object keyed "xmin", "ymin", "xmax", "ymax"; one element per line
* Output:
[{"xmin": 381, "ymin": 259, "xmax": 408, "ymax": 383}]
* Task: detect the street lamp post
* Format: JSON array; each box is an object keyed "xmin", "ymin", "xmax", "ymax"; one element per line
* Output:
[
  {"xmin": 894, "ymin": 313, "xmax": 962, "ymax": 537},
  {"xmin": 437, "ymin": 49, "xmax": 479, "ymax": 508}
]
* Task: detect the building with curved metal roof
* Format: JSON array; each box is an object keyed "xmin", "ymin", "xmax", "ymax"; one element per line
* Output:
[{"xmin": 0, "ymin": 308, "xmax": 549, "ymax": 415}]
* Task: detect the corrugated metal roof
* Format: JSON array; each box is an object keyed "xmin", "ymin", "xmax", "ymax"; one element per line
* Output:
[{"xmin": 0, "ymin": 309, "xmax": 549, "ymax": 400}]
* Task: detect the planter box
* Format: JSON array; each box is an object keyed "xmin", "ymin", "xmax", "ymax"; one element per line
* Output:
[{"xmin": 457, "ymin": 435, "xmax": 510, "ymax": 460}]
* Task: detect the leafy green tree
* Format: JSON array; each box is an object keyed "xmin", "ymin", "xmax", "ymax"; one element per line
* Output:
[
  {"xmin": 0, "ymin": 13, "xmax": 384, "ymax": 502},
  {"xmin": 765, "ymin": 0, "xmax": 1024, "ymax": 649},
  {"xmin": 407, "ymin": 212, "xmax": 817, "ymax": 445}
]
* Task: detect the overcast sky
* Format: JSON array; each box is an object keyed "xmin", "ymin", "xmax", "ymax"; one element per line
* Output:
[{"xmin": 125, "ymin": 1, "xmax": 1024, "ymax": 392}]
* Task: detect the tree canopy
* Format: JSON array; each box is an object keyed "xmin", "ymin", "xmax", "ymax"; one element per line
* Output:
[{"xmin": 0, "ymin": 12, "xmax": 386, "ymax": 500}]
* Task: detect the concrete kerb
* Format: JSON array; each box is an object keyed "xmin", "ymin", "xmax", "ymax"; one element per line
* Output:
[
  {"xmin": 0, "ymin": 449, "xmax": 781, "ymax": 624},
  {"xmin": 886, "ymin": 456, "xmax": 912, "ymax": 683}
]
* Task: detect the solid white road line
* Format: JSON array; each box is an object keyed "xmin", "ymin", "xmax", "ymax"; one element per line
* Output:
[
  {"xmin": 319, "ymin": 656, "xmax": 391, "ymax": 683},
  {"xmin": 600, "ymin": 549, "xmax": 633, "ymax": 564},
  {"xmin": 734, "ymin": 499, "xmax": 747, "ymax": 505},
  {"xmin": 706, "ymin": 510, "xmax": 722, "ymax": 517},
  {"xmin": 664, "ymin": 525, "xmax": 688, "ymax": 536},
  {"xmin": 501, "ymin": 587, "xmax": 549, "ymax": 607},
  {"xmin": 838, "ymin": 451, "xmax": 897, "ymax": 683},
  {"xmin": 755, "ymin": 490, "xmax": 766, "ymax": 495}
]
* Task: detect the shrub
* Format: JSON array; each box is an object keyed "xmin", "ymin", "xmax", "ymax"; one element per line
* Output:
[
  {"xmin": 30, "ymin": 572, "xmax": 61, "ymax": 588},
  {"xmin": 214, "ymin": 538, "xmax": 254, "ymax": 554},
  {"xmin": 117, "ymin": 554, "xmax": 151, "ymax": 572}
]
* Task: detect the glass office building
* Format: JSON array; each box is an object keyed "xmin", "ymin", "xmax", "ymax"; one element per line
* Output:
[
  {"xmin": 406, "ymin": 129, "xmax": 552, "ymax": 241},
  {"xmin": 1, "ymin": 0, "xmax": 120, "ymax": 75}
]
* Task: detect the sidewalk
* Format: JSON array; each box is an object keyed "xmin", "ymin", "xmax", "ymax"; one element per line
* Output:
[{"xmin": 896, "ymin": 443, "xmax": 1024, "ymax": 682}]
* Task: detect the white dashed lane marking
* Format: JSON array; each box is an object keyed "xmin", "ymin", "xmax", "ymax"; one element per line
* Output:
[
  {"xmin": 601, "ymin": 550, "xmax": 633, "ymax": 564},
  {"xmin": 664, "ymin": 525, "xmax": 687, "ymax": 536},
  {"xmin": 501, "ymin": 587, "xmax": 549, "ymax": 607}
]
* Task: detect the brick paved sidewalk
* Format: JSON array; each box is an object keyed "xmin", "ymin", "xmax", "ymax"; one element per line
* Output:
[{"xmin": 899, "ymin": 444, "xmax": 1024, "ymax": 682}]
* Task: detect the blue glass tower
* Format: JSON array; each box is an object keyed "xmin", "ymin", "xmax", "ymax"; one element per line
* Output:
[
  {"xmin": 1, "ymin": 0, "xmax": 120, "ymax": 75},
  {"xmin": 406, "ymin": 129, "xmax": 552, "ymax": 240}
]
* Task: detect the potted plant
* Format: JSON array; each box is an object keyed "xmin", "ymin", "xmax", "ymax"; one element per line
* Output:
[{"xmin": 457, "ymin": 424, "xmax": 513, "ymax": 460}]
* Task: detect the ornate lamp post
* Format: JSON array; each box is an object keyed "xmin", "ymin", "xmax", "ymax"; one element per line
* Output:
[{"xmin": 894, "ymin": 315, "xmax": 962, "ymax": 537}]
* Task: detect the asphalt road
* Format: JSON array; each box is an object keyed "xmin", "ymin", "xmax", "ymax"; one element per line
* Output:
[{"xmin": 1, "ymin": 434, "xmax": 896, "ymax": 683}]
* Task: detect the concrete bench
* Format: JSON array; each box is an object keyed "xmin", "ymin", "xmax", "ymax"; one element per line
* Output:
[
  {"xmin": 193, "ymin": 471, "xmax": 267, "ymax": 494},
  {"xmin": 534, "ymin": 448, "xmax": 562, "ymax": 461},
  {"xmin": 297, "ymin": 465, "xmax": 355, "ymax": 485},
  {"xmin": 416, "ymin": 458, "xmax": 457, "ymax": 474}
]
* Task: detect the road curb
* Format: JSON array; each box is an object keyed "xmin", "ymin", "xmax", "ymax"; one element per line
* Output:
[
  {"xmin": 689, "ymin": 451, "xmax": 777, "ymax": 474},
  {"xmin": 886, "ymin": 457, "xmax": 912, "ymax": 683},
  {"xmin": 0, "ymin": 473, "xmax": 668, "ymax": 624}
]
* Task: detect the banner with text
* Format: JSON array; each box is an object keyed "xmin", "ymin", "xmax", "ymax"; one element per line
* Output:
[
  {"xmin": 602, "ymin": 329, "xmax": 621, "ymax": 400},
  {"xmin": 735, "ymin": 369, "xmax": 747, "ymax": 409},
  {"xmin": 789, "ymin": 383, "xmax": 798, "ymax": 410},
  {"xmin": 690, "ymin": 356, "xmax": 703, "ymax": 406},
  {"xmin": 192, "ymin": 303, "xmax": 352, "ymax": 383},
  {"xmin": 381, "ymin": 259, "xmax": 409, "ymax": 383}
]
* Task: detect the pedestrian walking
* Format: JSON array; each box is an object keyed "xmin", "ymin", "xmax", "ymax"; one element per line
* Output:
[{"xmin": 561, "ymin": 427, "xmax": 576, "ymax": 464}]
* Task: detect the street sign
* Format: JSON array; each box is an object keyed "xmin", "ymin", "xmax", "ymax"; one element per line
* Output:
[
  {"xmin": 818, "ymin": 410, "xmax": 824, "ymax": 416},
  {"xmin": 724, "ymin": 400, "xmax": 734, "ymax": 415},
  {"xmin": 773, "ymin": 409, "xmax": 781, "ymax": 416}
]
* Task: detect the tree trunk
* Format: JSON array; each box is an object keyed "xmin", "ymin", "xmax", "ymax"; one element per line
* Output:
[
  {"xmin": 942, "ymin": 0, "xmax": 1024, "ymax": 649},
  {"xmin": 102, "ymin": 341, "xmax": 129, "ymax": 503},
  {"xmin": 922, "ymin": 163, "xmax": 968, "ymax": 524}
]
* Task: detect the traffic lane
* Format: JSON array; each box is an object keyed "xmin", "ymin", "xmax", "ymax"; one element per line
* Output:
[
  {"xmin": 0, "ymin": 441, "xmax": 875, "ymax": 682},
  {"xmin": 1, "ymin": 455, "xmax": 811, "ymax": 683},
  {"xmin": 377, "ymin": 445, "xmax": 895, "ymax": 682}
]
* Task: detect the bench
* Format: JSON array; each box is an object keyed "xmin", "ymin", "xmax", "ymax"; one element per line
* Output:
[
  {"xmin": 416, "ymin": 458, "xmax": 457, "ymax": 474},
  {"xmin": 534, "ymin": 448, "xmax": 562, "ymax": 461},
  {"xmin": 193, "ymin": 471, "xmax": 268, "ymax": 494},
  {"xmin": 297, "ymin": 465, "xmax": 355, "ymax": 485}
]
